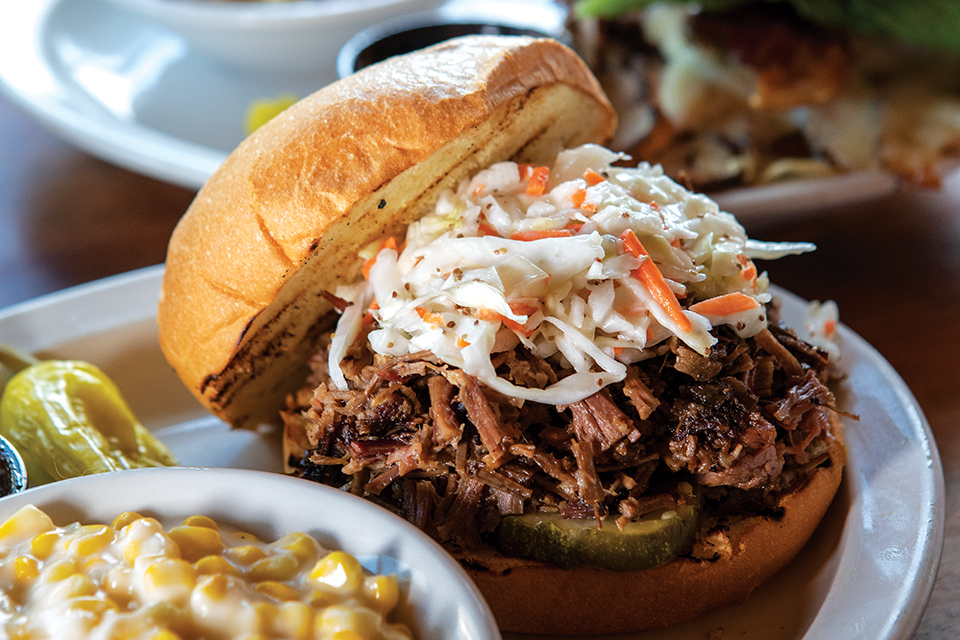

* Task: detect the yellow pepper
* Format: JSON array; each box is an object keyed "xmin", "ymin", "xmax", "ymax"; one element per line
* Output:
[{"xmin": 0, "ymin": 358, "xmax": 176, "ymax": 485}]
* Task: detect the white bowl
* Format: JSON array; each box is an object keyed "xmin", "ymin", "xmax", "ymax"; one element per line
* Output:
[
  {"xmin": 102, "ymin": 0, "xmax": 446, "ymax": 74},
  {"xmin": 0, "ymin": 467, "xmax": 501, "ymax": 640}
]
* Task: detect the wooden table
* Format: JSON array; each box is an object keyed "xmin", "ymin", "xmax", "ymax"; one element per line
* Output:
[{"xmin": 1, "ymin": 91, "xmax": 957, "ymax": 637}]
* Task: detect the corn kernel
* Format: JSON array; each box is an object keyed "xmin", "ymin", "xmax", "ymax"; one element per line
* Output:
[
  {"xmin": 0, "ymin": 506, "xmax": 55, "ymax": 546},
  {"xmin": 142, "ymin": 558, "xmax": 197, "ymax": 603},
  {"xmin": 104, "ymin": 566, "xmax": 134, "ymax": 606},
  {"xmin": 61, "ymin": 573, "xmax": 97, "ymax": 598},
  {"xmin": 276, "ymin": 601, "xmax": 313, "ymax": 640},
  {"xmin": 307, "ymin": 590, "xmax": 338, "ymax": 609},
  {"xmin": 70, "ymin": 525, "xmax": 115, "ymax": 556},
  {"xmin": 182, "ymin": 515, "xmax": 218, "ymax": 530},
  {"xmin": 195, "ymin": 573, "xmax": 230, "ymax": 601},
  {"xmin": 247, "ymin": 552, "xmax": 298, "ymax": 582},
  {"xmin": 67, "ymin": 595, "xmax": 116, "ymax": 616},
  {"xmin": 273, "ymin": 532, "xmax": 320, "ymax": 565},
  {"xmin": 30, "ymin": 531, "xmax": 61, "ymax": 560},
  {"xmin": 122, "ymin": 518, "xmax": 169, "ymax": 564},
  {"xmin": 255, "ymin": 580, "xmax": 298, "ymax": 602},
  {"xmin": 362, "ymin": 574, "xmax": 400, "ymax": 614},
  {"xmin": 317, "ymin": 606, "xmax": 381, "ymax": 636},
  {"xmin": 111, "ymin": 512, "xmax": 144, "ymax": 530},
  {"xmin": 43, "ymin": 558, "xmax": 78, "ymax": 582},
  {"xmin": 194, "ymin": 555, "xmax": 239, "ymax": 577},
  {"xmin": 309, "ymin": 552, "xmax": 363, "ymax": 594},
  {"xmin": 14, "ymin": 556, "xmax": 39, "ymax": 582},
  {"xmin": 247, "ymin": 601, "xmax": 278, "ymax": 632},
  {"xmin": 168, "ymin": 525, "xmax": 223, "ymax": 563},
  {"xmin": 225, "ymin": 545, "xmax": 266, "ymax": 566}
]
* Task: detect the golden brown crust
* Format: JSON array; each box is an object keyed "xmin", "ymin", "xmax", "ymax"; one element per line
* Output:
[
  {"xmin": 158, "ymin": 35, "xmax": 616, "ymax": 428},
  {"xmin": 462, "ymin": 419, "xmax": 846, "ymax": 636}
]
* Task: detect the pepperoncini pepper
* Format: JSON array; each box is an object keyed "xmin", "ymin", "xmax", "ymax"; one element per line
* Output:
[{"xmin": 0, "ymin": 355, "xmax": 176, "ymax": 486}]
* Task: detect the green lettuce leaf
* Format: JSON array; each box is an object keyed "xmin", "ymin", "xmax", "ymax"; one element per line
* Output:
[{"xmin": 573, "ymin": 0, "xmax": 960, "ymax": 54}]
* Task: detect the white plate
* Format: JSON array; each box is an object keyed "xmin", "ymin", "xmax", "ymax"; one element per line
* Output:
[
  {"xmin": 0, "ymin": 0, "xmax": 334, "ymax": 189},
  {"xmin": 0, "ymin": 0, "xmax": 913, "ymax": 222},
  {"xmin": 0, "ymin": 265, "xmax": 944, "ymax": 639},
  {"xmin": 0, "ymin": 467, "xmax": 501, "ymax": 640}
]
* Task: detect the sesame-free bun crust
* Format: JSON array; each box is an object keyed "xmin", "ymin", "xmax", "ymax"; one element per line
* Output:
[
  {"xmin": 464, "ymin": 425, "xmax": 846, "ymax": 636},
  {"xmin": 157, "ymin": 35, "xmax": 616, "ymax": 428}
]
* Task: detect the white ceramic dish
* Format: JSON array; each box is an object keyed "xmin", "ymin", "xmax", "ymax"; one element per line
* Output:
[
  {"xmin": 0, "ymin": 467, "xmax": 501, "ymax": 640},
  {"xmin": 100, "ymin": 0, "xmax": 444, "ymax": 74},
  {"xmin": 0, "ymin": 0, "xmax": 913, "ymax": 222},
  {"xmin": 0, "ymin": 265, "xmax": 944, "ymax": 639},
  {"xmin": 335, "ymin": 1, "xmax": 568, "ymax": 78}
]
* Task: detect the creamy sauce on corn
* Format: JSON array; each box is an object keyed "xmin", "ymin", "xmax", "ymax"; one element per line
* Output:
[{"xmin": 0, "ymin": 505, "xmax": 413, "ymax": 640}]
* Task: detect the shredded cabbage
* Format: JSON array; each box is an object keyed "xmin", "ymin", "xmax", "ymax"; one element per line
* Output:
[{"xmin": 328, "ymin": 144, "xmax": 816, "ymax": 402}]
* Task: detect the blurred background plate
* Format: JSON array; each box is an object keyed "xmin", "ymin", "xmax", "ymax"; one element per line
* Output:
[
  {"xmin": 0, "ymin": 0, "xmax": 920, "ymax": 223},
  {"xmin": 0, "ymin": 266, "xmax": 943, "ymax": 640}
]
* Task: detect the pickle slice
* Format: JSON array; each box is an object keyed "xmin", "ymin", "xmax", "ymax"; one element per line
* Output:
[{"xmin": 495, "ymin": 498, "xmax": 699, "ymax": 572}]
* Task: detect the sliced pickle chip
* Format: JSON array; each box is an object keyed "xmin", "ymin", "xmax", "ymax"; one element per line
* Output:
[{"xmin": 495, "ymin": 498, "xmax": 700, "ymax": 572}]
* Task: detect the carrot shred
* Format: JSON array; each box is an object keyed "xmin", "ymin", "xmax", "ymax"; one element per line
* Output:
[
  {"xmin": 476, "ymin": 307, "xmax": 536, "ymax": 337},
  {"xmin": 518, "ymin": 163, "xmax": 533, "ymax": 180},
  {"xmin": 823, "ymin": 319, "xmax": 837, "ymax": 337},
  {"xmin": 361, "ymin": 257, "xmax": 376, "ymax": 280},
  {"xmin": 508, "ymin": 301, "xmax": 539, "ymax": 316},
  {"xmin": 478, "ymin": 222, "xmax": 499, "ymax": 237},
  {"xmin": 476, "ymin": 308, "xmax": 501, "ymax": 322},
  {"xmin": 737, "ymin": 254, "xmax": 758, "ymax": 288},
  {"xmin": 414, "ymin": 306, "xmax": 445, "ymax": 328},
  {"xmin": 510, "ymin": 229, "xmax": 572, "ymax": 241},
  {"xmin": 526, "ymin": 166, "xmax": 550, "ymax": 196},
  {"xmin": 564, "ymin": 223, "xmax": 584, "ymax": 233},
  {"xmin": 582, "ymin": 203, "xmax": 597, "ymax": 214},
  {"xmin": 689, "ymin": 292, "xmax": 760, "ymax": 316},
  {"xmin": 472, "ymin": 183, "xmax": 486, "ymax": 197},
  {"xmin": 501, "ymin": 316, "xmax": 535, "ymax": 336},
  {"xmin": 457, "ymin": 336, "xmax": 471, "ymax": 348},
  {"xmin": 361, "ymin": 236, "xmax": 399, "ymax": 279},
  {"xmin": 584, "ymin": 168, "xmax": 605, "ymax": 186},
  {"xmin": 571, "ymin": 188, "xmax": 587, "ymax": 209},
  {"xmin": 620, "ymin": 229, "xmax": 692, "ymax": 333}
]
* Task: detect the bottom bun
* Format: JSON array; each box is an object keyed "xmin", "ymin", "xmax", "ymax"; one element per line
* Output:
[{"xmin": 459, "ymin": 428, "xmax": 846, "ymax": 636}]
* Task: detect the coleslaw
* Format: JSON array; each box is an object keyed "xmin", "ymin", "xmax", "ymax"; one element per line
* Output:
[{"xmin": 328, "ymin": 144, "xmax": 816, "ymax": 404}]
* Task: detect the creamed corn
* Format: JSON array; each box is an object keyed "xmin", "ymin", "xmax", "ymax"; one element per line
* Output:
[{"xmin": 0, "ymin": 505, "xmax": 414, "ymax": 640}]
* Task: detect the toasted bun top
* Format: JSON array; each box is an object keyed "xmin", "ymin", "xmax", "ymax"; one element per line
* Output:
[{"xmin": 158, "ymin": 35, "xmax": 616, "ymax": 428}]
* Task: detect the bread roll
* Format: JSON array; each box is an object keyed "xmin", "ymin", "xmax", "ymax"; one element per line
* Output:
[{"xmin": 158, "ymin": 35, "xmax": 616, "ymax": 428}]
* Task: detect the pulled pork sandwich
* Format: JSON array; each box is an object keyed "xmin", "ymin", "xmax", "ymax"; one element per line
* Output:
[
  {"xmin": 567, "ymin": 0, "xmax": 960, "ymax": 191},
  {"xmin": 158, "ymin": 35, "xmax": 846, "ymax": 636}
]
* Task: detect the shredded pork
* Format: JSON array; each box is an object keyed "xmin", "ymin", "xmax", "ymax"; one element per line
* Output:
[{"xmin": 284, "ymin": 320, "xmax": 840, "ymax": 552}]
